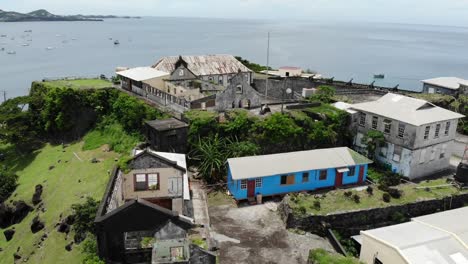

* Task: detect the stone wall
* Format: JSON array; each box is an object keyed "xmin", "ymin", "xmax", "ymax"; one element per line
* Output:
[
  {"xmin": 216, "ymin": 73, "xmax": 262, "ymax": 111},
  {"xmin": 280, "ymin": 193, "xmax": 468, "ymax": 236}
]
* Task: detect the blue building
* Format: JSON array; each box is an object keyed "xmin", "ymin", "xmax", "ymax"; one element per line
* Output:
[{"xmin": 227, "ymin": 147, "xmax": 372, "ymax": 201}]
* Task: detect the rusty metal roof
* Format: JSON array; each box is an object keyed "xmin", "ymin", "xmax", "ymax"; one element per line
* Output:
[{"xmin": 152, "ymin": 54, "xmax": 252, "ymax": 76}]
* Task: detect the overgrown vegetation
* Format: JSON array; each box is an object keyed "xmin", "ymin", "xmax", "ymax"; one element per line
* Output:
[
  {"xmin": 235, "ymin": 56, "xmax": 272, "ymax": 73},
  {"xmin": 185, "ymin": 105, "xmax": 350, "ymax": 183},
  {"xmin": 81, "ymin": 237, "xmax": 105, "ymax": 264},
  {"xmin": 308, "ymin": 249, "xmax": 363, "ymax": 264},
  {"xmin": 0, "ymin": 170, "xmax": 18, "ymax": 203}
]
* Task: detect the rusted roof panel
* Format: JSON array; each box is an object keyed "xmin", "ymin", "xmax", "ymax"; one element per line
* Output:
[{"xmin": 152, "ymin": 54, "xmax": 252, "ymax": 76}]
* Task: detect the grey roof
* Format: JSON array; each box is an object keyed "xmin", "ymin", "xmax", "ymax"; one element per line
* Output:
[
  {"xmin": 350, "ymin": 93, "xmax": 464, "ymax": 126},
  {"xmin": 421, "ymin": 77, "xmax": 468, "ymax": 90},
  {"xmin": 152, "ymin": 54, "xmax": 252, "ymax": 76},
  {"xmin": 116, "ymin": 67, "xmax": 169, "ymax": 81},
  {"xmin": 145, "ymin": 118, "xmax": 188, "ymax": 131},
  {"xmin": 361, "ymin": 207, "xmax": 468, "ymax": 264},
  {"xmin": 228, "ymin": 147, "xmax": 372, "ymax": 180}
]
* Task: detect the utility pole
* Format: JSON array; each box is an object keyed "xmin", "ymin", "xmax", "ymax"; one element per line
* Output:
[
  {"xmin": 265, "ymin": 31, "xmax": 270, "ymax": 100},
  {"xmin": 1, "ymin": 91, "xmax": 6, "ymax": 103}
]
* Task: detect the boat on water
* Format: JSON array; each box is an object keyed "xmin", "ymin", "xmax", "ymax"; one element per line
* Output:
[
  {"xmin": 24, "ymin": 30, "xmax": 32, "ymax": 33},
  {"xmin": 0, "ymin": 35, "xmax": 6, "ymax": 38},
  {"xmin": 1, "ymin": 48, "xmax": 4, "ymax": 51},
  {"xmin": 7, "ymin": 51, "xmax": 16, "ymax": 55},
  {"xmin": 46, "ymin": 47, "xmax": 54, "ymax": 50},
  {"xmin": 22, "ymin": 43, "xmax": 29, "ymax": 47},
  {"xmin": 114, "ymin": 40, "xmax": 120, "ymax": 45},
  {"xmin": 373, "ymin": 74, "xmax": 385, "ymax": 79}
]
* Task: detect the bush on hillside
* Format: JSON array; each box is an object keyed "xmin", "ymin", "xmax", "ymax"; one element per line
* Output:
[
  {"xmin": 308, "ymin": 248, "xmax": 363, "ymax": 264},
  {"xmin": 71, "ymin": 197, "xmax": 99, "ymax": 236},
  {"xmin": 0, "ymin": 171, "xmax": 18, "ymax": 203}
]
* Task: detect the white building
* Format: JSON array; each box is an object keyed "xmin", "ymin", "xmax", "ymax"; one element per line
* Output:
[
  {"xmin": 116, "ymin": 67, "xmax": 169, "ymax": 95},
  {"xmin": 358, "ymin": 207, "xmax": 468, "ymax": 264},
  {"xmin": 350, "ymin": 93, "xmax": 464, "ymax": 179},
  {"xmin": 421, "ymin": 77, "xmax": 468, "ymax": 95}
]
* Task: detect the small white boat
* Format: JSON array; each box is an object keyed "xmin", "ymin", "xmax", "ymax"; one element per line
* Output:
[
  {"xmin": 71, "ymin": 38, "xmax": 77, "ymax": 41},
  {"xmin": 46, "ymin": 47, "xmax": 54, "ymax": 50},
  {"xmin": 22, "ymin": 43, "xmax": 29, "ymax": 47},
  {"xmin": 7, "ymin": 51, "xmax": 16, "ymax": 55},
  {"xmin": 55, "ymin": 34, "xmax": 62, "ymax": 37}
]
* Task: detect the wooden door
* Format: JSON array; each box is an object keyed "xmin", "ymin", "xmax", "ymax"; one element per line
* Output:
[
  {"xmin": 335, "ymin": 172, "xmax": 343, "ymax": 187},
  {"xmin": 247, "ymin": 180, "xmax": 255, "ymax": 198},
  {"xmin": 358, "ymin": 166, "xmax": 365, "ymax": 183}
]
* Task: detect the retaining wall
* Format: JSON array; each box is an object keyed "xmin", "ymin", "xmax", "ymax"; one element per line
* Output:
[{"xmin": 279, "ymin": 193, "xmax": 468, "ymax": 236}]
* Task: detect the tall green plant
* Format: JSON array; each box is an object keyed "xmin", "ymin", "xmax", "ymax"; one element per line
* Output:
[{"xmin": 362, "ymin": 130, "xmax": 385, "ymax": 159}]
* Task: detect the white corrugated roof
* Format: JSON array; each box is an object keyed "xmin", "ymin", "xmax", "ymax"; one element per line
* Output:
[
  {"xmin": 228, "ymin": 147, "xmax": 371, "ymax": 180},
  {"xmin": 116, "ymin": 67, "xmax": 169, "ymax": 81},
  {"xmin": 362, "ymin": 207, "xmax": 468, "ymax": 264},
  {"xmin": 152, "ymin": 54, "xmax": 252, "ymax": 76},
  {"xmin": 350, "ymin": 93, "xmax": 464, "ymax": 126},
  {"xmin": 421, "ymin": 77, "xmax": 468, "ymax": 90}
]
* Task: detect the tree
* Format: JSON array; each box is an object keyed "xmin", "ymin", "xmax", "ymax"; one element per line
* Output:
[
  {"xmin": 0, "ymin": 171, "xmax": 18, "ymax": 203},
  {"xmin": 0, "ymin": 96, "xmax": 40, "ymax": 152},
  {"xmin": 252, "ymin": 113, "xmax": 302, "ymax": 153},
  {"xmin": 362, "ymin": 130, "xmax": 385, "ymax": 159},
  {"xmin": 310, "ymin": 85, "xmax": 336, "ymax": 103},
  {"xmin": 71, "ymin": 197, "xmax": 99, "ymax": 235}
]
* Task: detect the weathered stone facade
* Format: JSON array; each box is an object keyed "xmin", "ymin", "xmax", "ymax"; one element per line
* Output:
[{"xmin": 215, "ymin": 73, "xmax": 263, "ymax": 111}]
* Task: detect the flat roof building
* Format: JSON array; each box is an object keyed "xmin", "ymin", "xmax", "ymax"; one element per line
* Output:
[{"xmin": 358, "ymin": 207, "xmax": 468, "ymax": 264}]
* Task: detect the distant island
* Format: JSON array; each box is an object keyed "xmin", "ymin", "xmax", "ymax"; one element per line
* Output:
[{"xmin": 0, "ymin": 9, "xmax": 141, "ymax": 22}]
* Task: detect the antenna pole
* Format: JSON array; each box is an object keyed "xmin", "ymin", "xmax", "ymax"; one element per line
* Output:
[
  {"xmin": 265, "ymin": 32, "xmax": 270, "ymax": 99},
  {"xmin": 2, "ymin": 91, "xmax": 5, "ymax": 103}
]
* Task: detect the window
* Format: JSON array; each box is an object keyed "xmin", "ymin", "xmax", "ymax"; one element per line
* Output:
[
  {"xmin": 236, "ymin": 85, "xmax": 243, "ymax": 94},
  {"xmin": 348, "ymin": 167, "xmax": 356, "ymax": 176},
  {"xmin": 435, "ymin": 124, "xmax": 441, "ymax": 138},
  {"xmin": 255, "ymin": 178, "xmax": 262, "ymax": 188},
  {"xmin": 371, "ymin": 116, "xmax": 378, "ymax": 129},
  {"xmin": 281, "ymin": 174, "xmax": 295, "ymax": 185},
  {"xmin": 319, "ymin": 170, "xmax": 327, "ymax": 180},
  {"xmin": 398, "ymin": 123, "xmax": 405, "ymax": 138},
  {"xmin": 135, "ymin": 174, "xmax": 147, "ymax": 191},
  {"xmin": 359, "ymin": 113, "xmax": 366, "ymax": 126},
  {"xmin": 302, "ymin": 172, "xmax": 309, "ymax": 183},
  {"xmin": 134, "ymin": 173, "xmax": 159, "ymax": 191},
  {"xmin": 148, "ymin": 174, "xmax": 158, "ymax": 189},
  {"xmin": 393, "ymin": 145, "xmax": 402, "ymax": 162},
  {"xmin": 170, "ymin": 246, "xmax": 185, "ymax": 260},
  {"xmin": 424, "ymin": 126, "xmax": 430, "ymax": 140},
  {"xmin": 444, "ymin": 121, "xmax": 450, "ymax": 136},
  {"xmin": 240, "ymin": 179, "xmax": 247, "ymax": 189},
  {"xmin": 383, "ymin": 119, "xmax": 392, "ymax": 134},
  {"xmin": 178, "ymin": 69, "xmax": 184, "ymax": 76}
]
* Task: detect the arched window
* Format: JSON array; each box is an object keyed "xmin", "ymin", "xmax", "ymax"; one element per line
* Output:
[{"xmin": 236, "ymin": 85, "xmax": 243, "ymax": 94}]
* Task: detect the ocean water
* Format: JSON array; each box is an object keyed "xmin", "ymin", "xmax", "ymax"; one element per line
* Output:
[{"xmin": 1, "ymin": 17, "xmax": 468, "ymax": 98}]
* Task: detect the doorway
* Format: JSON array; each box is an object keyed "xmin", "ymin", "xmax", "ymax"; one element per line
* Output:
[
  {"xmin": 335, "ymin": 172, "xmax": 343, "ymax": 187},
  {"xmin": 247, "ymin": 180, "xmax": 255, "ymax": 198}
]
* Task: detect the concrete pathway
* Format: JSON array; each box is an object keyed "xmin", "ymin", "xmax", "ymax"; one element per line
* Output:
[{"xmin": 190, "ymin": 180, "xmax": 213, "ymax": 248}]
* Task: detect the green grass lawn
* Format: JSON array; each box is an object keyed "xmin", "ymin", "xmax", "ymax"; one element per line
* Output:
[
  {"xmin": 207, "ymin": 190, "xmax": 236, "ymax": 208},
  {"xmin": 42, "ymin": 79, "xmax": 112, "ymax": 90},
  {"xmin": 289, "ymin": 179, "xmax": 467, "ymax": 215},
  {"xmin": 0, "ymin": 141, "xmax": 120, "ymax": 264}
]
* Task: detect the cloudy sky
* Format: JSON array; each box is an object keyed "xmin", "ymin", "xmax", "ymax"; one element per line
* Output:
[{"xmin": 3, "ymin": 0, "xmax": 468, "ymax": 26}]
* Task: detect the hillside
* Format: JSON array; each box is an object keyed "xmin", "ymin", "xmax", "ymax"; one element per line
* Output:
[
  {"xmin": 0, "ymin": 9, "xmax": 140, "ymax": 22},
  {"xmin": 0, "ymin": 141, "xmax": 120, "ymax": 263}
]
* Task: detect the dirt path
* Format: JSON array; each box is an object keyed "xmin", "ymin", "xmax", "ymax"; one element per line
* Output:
[{"xmin": 209, "ymin": 203, "xmax": 334, "ymax": 264}]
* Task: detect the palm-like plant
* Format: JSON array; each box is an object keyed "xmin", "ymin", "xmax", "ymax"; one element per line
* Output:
[{"xmin": 189, "ymin": 135, "xmax": 228, "ymax": 183}]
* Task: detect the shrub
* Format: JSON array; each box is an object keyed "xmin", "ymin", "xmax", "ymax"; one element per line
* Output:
[
  {"xmin": 71, "ymin": 197, "xmax": 99, "ymax": 235},
  {"xmin": 82, "ymin": 236, "xmax": 105, "ymax": 264},
  {"xmin": 308, "ymin": 248, "xmax": 362, "ymax": 264},
  {"xmin": 0, "ymin": 171, "xmax": 18, "ymax": 203},
  {"xmin": 298, "ymin": 205, "xmax": 307, "ymax": 214},
  {"xmin": 366, "ymin": 186, "xmax": 373, "ymax": 196},
  {"xmin": 352, "ymin": 194, "xmax": 360, "ymax": 204},
  {"xmin": 344, "ymin": 191, "xmax": 353, "ymax": 198},
  {"xmin": 387, "ymin": 187, "xmax": 402, "ymax": 199},
  {"xmin": 382, "ymin": 192, "xmax": 391, "ymax": 203},
  {"xmin": 391, "ymin": 211, "xmax": 408, "ymax": 223},
  {"xmin": 313, "ymin": 200, "xmax": 321, "ymax": 210}
]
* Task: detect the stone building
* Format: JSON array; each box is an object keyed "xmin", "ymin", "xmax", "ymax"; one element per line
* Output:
[
  {"xmin": 215, "ymin": 73, "xmax": 263, "ymax": 111},
  {"xmin": 152, "ymin": 54, "xmax": 253, "ymax": 86},
  {"xmin": 350, "ymin": 93, "xmax": 464, "ymax": 179},
  {"xmin": 145, "ymin": 118, "xmax": 189, "ymax": 153}
]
